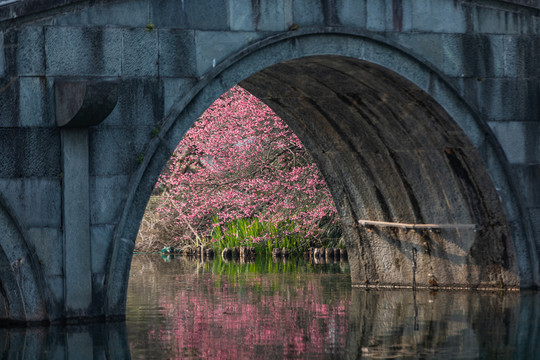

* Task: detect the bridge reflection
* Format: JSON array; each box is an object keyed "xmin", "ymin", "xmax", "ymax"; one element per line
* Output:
[
  {"xmin": 0, "ymin": 321, "xmax": 130, "ymax": 359},
  {"xmin": 347, "ymin": 290, "xmax": 540, "ymax": 358},
  {"xmin": 1, "ymin": 268, "xmax": 539, "ymax": 358}
]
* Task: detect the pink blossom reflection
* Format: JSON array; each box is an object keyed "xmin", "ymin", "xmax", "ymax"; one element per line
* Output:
[{"xmin": 127, "ymin": 256, "xmax": 351, "ymax": 359}]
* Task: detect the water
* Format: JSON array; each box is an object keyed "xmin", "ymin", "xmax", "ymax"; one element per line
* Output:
[
  {"xmin": 1, "ymin": 254, "xmax": 540, "ymax": 358},
  {"xmin": 127, "ymin": 254, "xmax": 351, "ymax": 359}
]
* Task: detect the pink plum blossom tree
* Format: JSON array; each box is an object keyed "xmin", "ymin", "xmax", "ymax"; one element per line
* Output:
[{"xmin": 154, "ymin": 86, "xmax": 340, "ymax": 250}]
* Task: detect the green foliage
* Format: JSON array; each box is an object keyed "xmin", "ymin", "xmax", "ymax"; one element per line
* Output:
[
  {"xmin": 137, "ymin": 153, "xmax": 145, "ymax": 164},
  {"xmin": 145, "ymin": 20, "xmax": 155, "ymax": 32},
  {"xmin": 152, "ymin": 126, "xmax": 161, "ymax": 138},
  {"xmin": 208, "ymin": 216, "xmax": 330, "ymax": 256}
]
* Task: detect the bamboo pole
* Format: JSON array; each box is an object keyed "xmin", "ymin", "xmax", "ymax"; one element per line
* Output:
[{"xmin": 357, "ymin": 219, "xmax": 480, "ymax": 231}]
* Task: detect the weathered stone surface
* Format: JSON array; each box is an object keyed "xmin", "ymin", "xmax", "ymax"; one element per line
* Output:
[
  {"xmin": 15, "ymin": 26, "xmax": 45, "ymax": 76},
  {"xmin": 89, "ymin": 127, "xmax": 152, "ymax": 176},
  {"xmin": 45, "ymin": 27, "xmax": 122, "ymax": 76},
  {"xmin": 0, "ymin": 178, "xmax": 61, "ymax": 227},
  {"xmin": 62, "ymin": 128, "xmax": 92, "ymax": 317},
  {"xmin": 0, "ymin": 0, "xmax": 538, "ymax": 323},
  {"xmin": 0, "ymin": 30, "xmax": 4, "ymax": 77},
  {"xmin": 0, "ymin": 76, "xmax": 19, "ymax": 126},
  {"xmin": 90, "ymin": 224, "xmax": 114, "ymax": 275},
  {"xmin": 194, "ymin": 31, "xmax": 265, "ymax": 76},
  {"xmin": 478, "ymin": 79, "xmax": 539, "ymax": 121},
  {"xmin": 27, "ymin": 227, "xmax": 63, "ymax": 276},
  {"xmin": 19, "ymin": 76, "xmax": 53, "ymax": 127},
  {"xmin": 158, "ymin": 29, "xmax": 197, "ymax": 77},
  {"xmin": 104, "ymin": 78, "xmax": 163, "ymax": 127},
  {"xmin": 90, "ymin": 175, "xmax": 129, "ymax": 225},
  {"xmin": 122, "ymin": 28, "xmax": 158, "ymax": 77},
  {"xmin": 0, "ymin": 128, "xmax": 61, "ymax": 177}
]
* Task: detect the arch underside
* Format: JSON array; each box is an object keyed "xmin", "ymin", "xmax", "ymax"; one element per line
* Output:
[{"xmin": 241, "ymin": 56, "xmax": 519, "ymax": 289}]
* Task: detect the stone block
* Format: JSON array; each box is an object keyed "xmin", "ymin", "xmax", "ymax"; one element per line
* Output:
[
  {"xmin": 45, "ymin": 27, "xmax": 122, "ymax": 76},
  {"xmin": 19, "ymin": 76, "xmax": 54, "ymax": 127},
  {"xmin": 122, "ymin": 28, "xmax": 158, "ymax": 77},
  {"xmin": 16, "ymin": 26, "xmax": 45, "ymax": 76},
  {"xmin": 89, "ymin": 127, "xmax": 152, "ymax": 176},
  {"xmin": 450, "ymin": 77, "xmax": 479, "ymax": 107},
  {"xmin": 163, "ymin": 77, "xmax": 196, "ymax": 114},
  {"xmin": 1, "ymin": 29, "xmax": 17, "ymax": 76},
  {"xmin": 256, "ymin": 0, "xmax": 293, "ymax": 31},
  {"xmin": 158, "ymin": 29, "xmax": 197, "ymax": 77},
  {"xmin": 489, "ymin": 122, "xmax": 526, "ymax": 164},
  {"xmin": 336, "ymin": 0, "xmax": 366, "ymax": 27},
  {"xmin": 387, "ymin": 0, "xmax": 413, "ymax": 32},
  {"xmin": 90, "ymin": 224, "xmax": 114, "ymax": 274},
  {"xmin": 183, "ymin": 0, "xmax": 229, "ymax": 30},
  {"xmin": 151, "ymin": 0, "xmax": 229, "ymax": 30},
  {"xmin": 502, "ymin": 36, "xmax": 540, "ymax": 78},
  {"xmin": 104, "ymin": 78, "xmax": 164, "ymax": 127},
  {"xmin": 229, "ymin": 0, "xmax": 257, "ymax": 31},
  {"xmin": 391, "ymin": 33, "xmax": 444, "ymax": 71},
  {"xmin": 361, "ymin": 38, "xmax": 431, "ymax": 91},
  {"xmin": 63, "ymin": 130, "xmax": 93, "ymax": 316},
  {"xmin": 0, "ymin": 30, "xmax": 4, "ymax": 77},
  {"xmin": 478, "ymin": 79, "xmax": 538, "ymax": 121},
  {"xmin": 366, "ymin": 0, "xmax": 387, "ymax": 31},
  {"xmin": 27, "ymin": 227, "xmax": 63, "ymax": 276},
  {"xmin": 149, "ymin": 0, "xmax": 188, "ymax": 28},
  {"xmin": 195, "ymin": 31, "xmax": 264, "ymax": 76},
  {"xmin": 291, "ymin": 33, "xmax": 353, "ymax": 58},
  {"xmin": 0, "ymin": 178, "xmax": 62, "ymax": 228},
  {"xmin": 0, "ymin": 76, "xmax": 18, "ymax": 127},
  {"xmin": 90, "ymin": 175, "xmax": 129, "ymax": 225},
  {"xmin": 54, "ymin": 0, "xmax": 147, "ymax": 27},
  {"xmin": 293, "ymin": 0, "xmax": 324, "ymax": 26},
  {"xmin": 529, "ymin": 207, "xmax": 540, "ymax": 246},
  {"xmin": 394, "ymin": 33, "xmax": 505, "ymax": 78},
  {"xmin": 474, "ymin": 6, "xmax": 532, "ymax": 35},
  {"xmin": 43, "ymin": 276, "xmax": 64, "ymax": 320},
  {"xmin": 442, "ymin": 34, "xmax": 505, "ymax": 77},
  {"xmin": 0, "ymin": 128, "xmax": 61, "ymax": 177},
  {"xmin": 409, "ymin": 0, "xmax": 466, "ymax": 33},
  {"xmin": 514, "ymin": 165, "xmax": 540, "ymax": 208}
]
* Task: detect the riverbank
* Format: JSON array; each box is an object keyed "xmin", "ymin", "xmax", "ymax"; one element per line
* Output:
[
  {"xmin": 135, "ymin": 196, "xmax": 344, "ymax": 255},
  {"xmin": 155, "ymin": 244, "xmax": 348, "ymax": 264}
]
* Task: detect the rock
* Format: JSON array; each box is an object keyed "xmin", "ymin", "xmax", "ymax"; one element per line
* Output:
[
  {"xmin": 222, "ymin": 248, "xmax": 232, "ymax": 260},
  {"xmin": 240, "ymin": 247, "xmax": 255, "ymax": 260},
  {"xmin": 325, "ymin": 248, "xmax": 334, "ymax": 260}
]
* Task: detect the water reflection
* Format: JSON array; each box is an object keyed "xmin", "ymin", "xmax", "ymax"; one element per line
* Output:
[
  {"xmin": 1, "ymin": 255, "xmax": 540, "ymax": 358},
  {"xmin": 0, "ymin": 322, "xmax": 130, "ymax": 359},
  {"xmin": 127, "ymin": 254, "xmax": 351, "ymax": 359},
  {"xmin": 346, "ymin": 290, "xmax": 540, "ymax": 359}
]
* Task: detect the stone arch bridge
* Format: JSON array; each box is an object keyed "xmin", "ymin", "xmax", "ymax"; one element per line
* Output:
[{"xmin": 0, "ymin": 0, "xmax": 538, "ymax": 323}]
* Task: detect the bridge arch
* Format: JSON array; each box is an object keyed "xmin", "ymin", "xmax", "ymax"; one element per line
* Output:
[{"xmin": 108, "ymin": 30, "xmax": 537, "ymax": 315}]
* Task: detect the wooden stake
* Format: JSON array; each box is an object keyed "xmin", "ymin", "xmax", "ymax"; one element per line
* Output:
[{"xmin": 358, "ymin": 219, "xmax": 480, "ymax": 231}]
